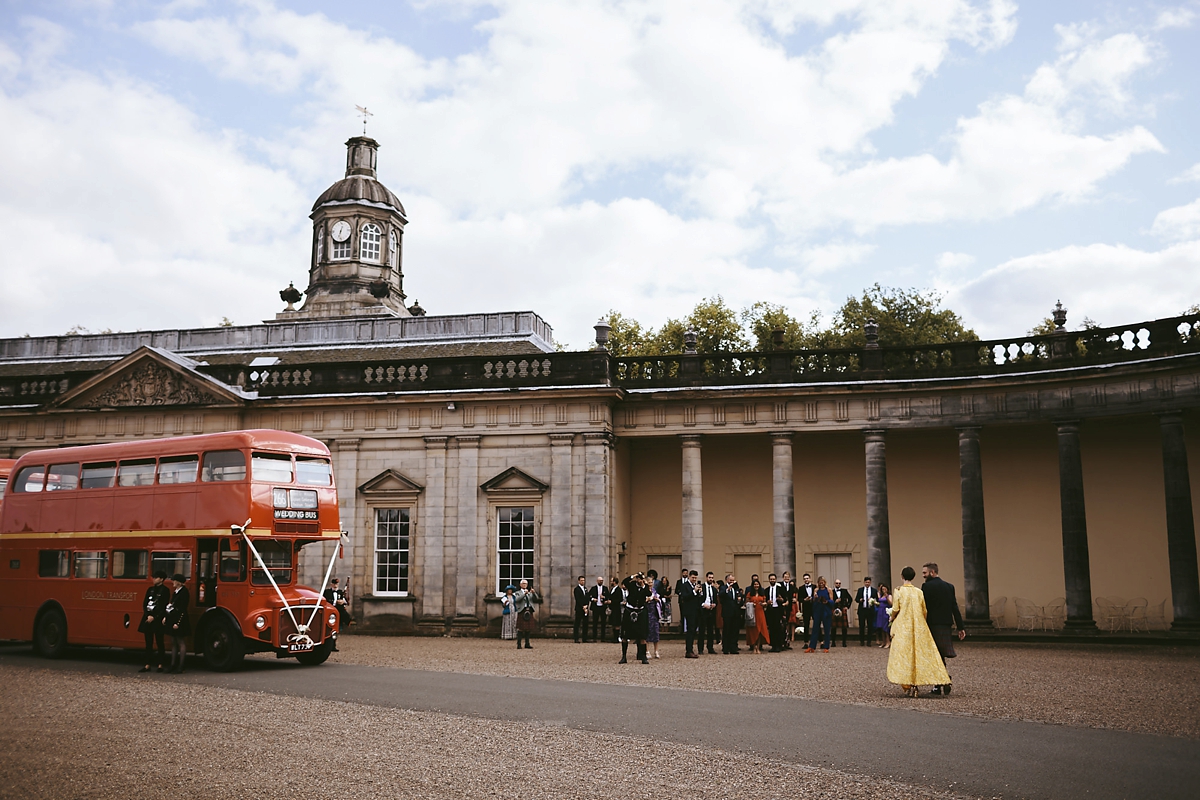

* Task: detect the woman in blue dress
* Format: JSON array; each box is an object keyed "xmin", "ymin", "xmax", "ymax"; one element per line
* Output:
[
  {"xmin": 875, "ymin": 584, "xmax": 893, "ymax": 648},
  {"xmin": 646, "ymin": 580, "xmax": 663, "ymax": 658},
  {"xmin": 805, "ymin": 576, "xmax": 832, "ymax": 652}
]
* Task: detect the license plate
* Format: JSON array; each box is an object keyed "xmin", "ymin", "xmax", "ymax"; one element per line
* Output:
[{"xmin": 288, "ymin": 642, "xmax": 314, "ymax": 653}]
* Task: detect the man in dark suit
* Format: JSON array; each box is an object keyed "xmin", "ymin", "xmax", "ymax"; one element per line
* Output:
[
  {"xmin": 779, "ymin": 572, "xmax": 796, "ymax": 650},
  {"xmin": 797, "ymin": 573, "xmax": 817, "ymax": 640},
  {"xmin": 698, "ymin": 571, "xmax": 720, "ymax": 654},
  {"xmin": 764, "ymin": 573, "xmax": 786, "ymax": 652},
  {"xmin": 589, "ymin": 576, "xmax": 610, "ymax": 644},
  {"xmin": 678, "ymin": 570, "xmax": 702, "ymax": 658},
  {"xmin": 922, "ymin": 562, "xmax": 967, "ymax": 695},
  {"xmin": 854, "ymin": 576, "xmax": 878, "ymax": 646},
  {"xmin": 831, "ymin": 579, "xmax": 853, "ymax": 647},
  {"xmin": 719, "ymin": 574, "xmax": 743, "ymax": 654},
  {"xmin": 164, "ymin": 573, "xmax": 191, "ymax": 674},
  {"xmin": 573, "ymin": 575, "xmax": 590, "ymax": 642}
]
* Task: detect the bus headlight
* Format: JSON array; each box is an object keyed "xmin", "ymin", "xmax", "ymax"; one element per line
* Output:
[
  {"xmin": 255, "ymin": 615, "xmax": 267, "ymax": 630},
  {"xmin": 328, "ymin": 613, "xmax": 337, "ymax": 626}
]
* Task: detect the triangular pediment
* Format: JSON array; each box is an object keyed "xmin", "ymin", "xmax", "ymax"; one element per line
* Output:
[
  {"xmin": 480, "ymin": 466, "xmax": 549, "ymax": 494},
  {"xmin": 358, "ymin": 468, "xmax": 425, "ymax": 496},
  {"xmin": 51, "ymin": 346, "xmax": 248, "ymax": 410}
]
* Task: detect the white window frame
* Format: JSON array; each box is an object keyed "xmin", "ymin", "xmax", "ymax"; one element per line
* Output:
[
  {"xmin": 496, "ymin": 506, "xmax": 536, "ymax": 595},
  {"xmin": 373, "ymin": 507, "xmax": 411, "ymax": 597},
  {"xmin": 360, "ymin": 222, "xmax": 382, "ymax": 263},
  {"xmin": 388, "ymin": 230, "xmax": 398, "ymax": 268},
  {"xmin": 316, "ymin": 227, "xmax": 324, "ymax": 261},
  {"xmin": 331, "ymin": 231, "xmax": 351, "ymax": 260}
]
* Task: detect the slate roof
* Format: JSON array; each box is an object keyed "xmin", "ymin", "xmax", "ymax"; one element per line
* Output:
[{"xmin": 312, "ymin": 175, "xmax": 405, "ymax": 216}]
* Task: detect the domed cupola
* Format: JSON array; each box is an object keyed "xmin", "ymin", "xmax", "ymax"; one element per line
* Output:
[{"xmin": 286, "ymin": 136, "xmax": 410, "ymax": 319}]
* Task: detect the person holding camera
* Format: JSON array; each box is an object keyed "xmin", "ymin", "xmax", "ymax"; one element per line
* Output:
[
  {"xmin": 512, "ymin": 579, "xmax": 539, "ymax": 649},
  {"xmin": 618, "ymin": 574, "xmax": 650, "ymax": 664}
]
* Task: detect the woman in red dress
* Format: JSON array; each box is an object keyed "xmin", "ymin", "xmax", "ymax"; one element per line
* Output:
[{"xmin": 743, "ymin": 576, "xmax": 770, "ymax": 654}]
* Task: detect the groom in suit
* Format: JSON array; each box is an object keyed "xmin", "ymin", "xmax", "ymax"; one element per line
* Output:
[
  {"xmin": 678, "ymin": 570, "xmax": 702, "ymax": 658},
  {"xmin": 855, "ymin": 577, "xmax": 878, "ymax": 646},
  {"xmin": 922, "ymin": 562, "xmax": 967, "ymax": 695},
  {"xmin": 573, "ymin": 575, "xmax": 590, "ymax": 642}
]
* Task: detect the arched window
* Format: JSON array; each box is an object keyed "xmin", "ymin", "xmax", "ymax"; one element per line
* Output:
[
  {"xmin": 316, "ymin": 228, "xmax": 324, "ymax": 262},
  {"xmin": 360, "ymin": 222, "xmax": 382, "ymax": 262},
  {"xmin": 388, "ymin": 230, "xmax": 398, "ymax": 268}
]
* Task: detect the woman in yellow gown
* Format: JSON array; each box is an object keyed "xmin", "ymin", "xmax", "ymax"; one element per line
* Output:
[{"xmin": 886, "ymin": 566, "xmax": 951, "ymax": 697}]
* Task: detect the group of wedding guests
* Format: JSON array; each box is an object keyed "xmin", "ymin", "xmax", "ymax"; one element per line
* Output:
[{"xmin": 561, "ymin": 563, "xmax": 965, "ymax": 697}]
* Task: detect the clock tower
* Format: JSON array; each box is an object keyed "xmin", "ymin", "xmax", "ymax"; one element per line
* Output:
[{"xmin": 283, "ymin": 136, "xmax": 410, "ymax": 319}]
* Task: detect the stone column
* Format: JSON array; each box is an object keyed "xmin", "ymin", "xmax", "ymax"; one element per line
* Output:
[
  {"xmin": 957, "ymin": 427, "xmax": 992, "ymax": 627},
  {"xmin": 1159, "ymin": 413, "xmax": 1200, "ymax": 630},
  {"xmin": 863, "ymin": 430, "xmax": 892, "ymax": 591},
  {"xmin": 453, "ymin": 436, "xmax": 481, "ymax": 624},
  {"xmin": 771, "ymin": 432, "xmax": 796, "ymax": 578},
  {"xmin": 549, "ymin": 434, "xmax": 576, "ymax": 622},
  {"xmin": 583, "ymin": 433, "xmax": 612, "ymax": 582},
  {"xmin": 680, "ymin": 434, "xmax": 704, "ymax": 574},
  {"xmin": 419, "ymin": 435, "xmax": 448, "ymax": 630},
  {"xmin": 332, "ymin": 438, "xmax": 361, "ymax": 613},
  {"xmin": 1055, "ymin": 422, "xmax": 1096, "ymax": 629}
]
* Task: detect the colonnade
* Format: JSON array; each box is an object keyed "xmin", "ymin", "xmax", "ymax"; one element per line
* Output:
[{"xmin": 669, "ymin": 415, "xmax": 1200, "ymax": 631}]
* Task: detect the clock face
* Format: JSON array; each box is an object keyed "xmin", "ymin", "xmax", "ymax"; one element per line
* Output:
[{"xmin": 330, "ymin": 220, "xmax": 352, "ymax": 242}]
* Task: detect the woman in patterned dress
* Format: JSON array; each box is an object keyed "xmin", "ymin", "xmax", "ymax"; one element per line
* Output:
[
  {"xmin": 886, "ymin": 567, "xmax": 951, "ymax": 696},
  {"xmin": 646, "ymin": 580, "xmax": 663, "ymax": 659},
  {"xmin": 500, "ymin": 585, "xmax": 517, "ymax": 641}
]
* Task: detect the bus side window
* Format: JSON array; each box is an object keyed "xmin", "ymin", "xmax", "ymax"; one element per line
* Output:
[
  {"xmin": 219, "ymin": 540, "xmax": 246, "ymax": 582},
  {"xmin": 73, "ymin": 551, "xmax": 109, "ymax": 579},
  {"xmin": 12, "ymin": 466, "xmax": 46, "ymax": 493},
  {"xmin": 158, "ymin": 455, "xmax": 199, "ymax": 484},
  {"xmin": 202, "ymin": 450, "xmax": 246, "ymax": 482},
  {"xmin": 38, "ymin": 550, "xmax": 69, "ymax": 577},
  {"xmin": 112, "ymin": 550, "xmax": 149, "ymax": 579},
  {"xmin": 152, "ymin": 551, "xmax": 193, "ymax": 581},
  {"xmin": 118, "ymin": 459, "xmax": 157, "ymax": 487},
  {"xmin": 81, "ymin": 462, "xmax": 117, "ymax": 489},
  {"xmin": 46, "ymin": 463, "xmax": 80, "ymax": 491}
]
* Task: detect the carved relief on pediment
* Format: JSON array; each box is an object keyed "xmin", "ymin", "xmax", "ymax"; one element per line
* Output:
[{"xmin": 80, "ymin": 361, "xmax": 223, "ymax": 408}]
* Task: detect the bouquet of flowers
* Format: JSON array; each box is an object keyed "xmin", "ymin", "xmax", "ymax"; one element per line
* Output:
[{"xmin": 868, "ymin": 597, "xmax": 878, "ymax": 608}]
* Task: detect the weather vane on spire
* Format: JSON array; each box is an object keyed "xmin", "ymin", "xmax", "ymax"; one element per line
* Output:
[{"xmin": 355, "ymin": 105, "xmax": 374, "ymax": 136}]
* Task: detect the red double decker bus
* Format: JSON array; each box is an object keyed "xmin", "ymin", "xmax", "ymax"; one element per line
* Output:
[{"xmin": 0, "ymin": 431, "xmax": 343, "ymax": 670}]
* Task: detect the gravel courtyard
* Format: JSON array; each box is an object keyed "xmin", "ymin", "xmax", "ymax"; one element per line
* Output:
[{"xmin": 323, "ymin": 634, "xmax": 1200, "ymax": 738}]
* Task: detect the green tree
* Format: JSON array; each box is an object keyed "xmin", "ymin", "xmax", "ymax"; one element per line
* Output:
[
  {"xmin": 824, "ymin": 284, "xmax": 976, "ymax": 348},
  {"xmin": 603, "ymin": 310, "xmax": 654, "ymax": 357},
  {"xmin": 741, "ymin": 302, "xmax": 825, "ymax": 351},
  {"xmin": 649, "ymin": 296, "xmax": 748, "ymax": 354}
]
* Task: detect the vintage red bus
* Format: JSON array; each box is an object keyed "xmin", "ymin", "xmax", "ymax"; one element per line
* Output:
[
  {"xmin": 0, "ymin": 459, "xmax": 14, "ymax": 513},
  {"xmin": 0, "ymin": 431, "xmax": 343, "ymax": 671}
]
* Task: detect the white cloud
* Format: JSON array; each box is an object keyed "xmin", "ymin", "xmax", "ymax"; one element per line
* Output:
[
  {"xmin": 795, "ymin": 242, "xmax": 877, "ymax": 275},
  {"xmin": 950, "ymin": 240, "xmax": 1200, "ymax": 336},
  {"xmin": 1169, "ymin": 163, "xmax": 1200, "ymax": 183},
  {"xmin": 937, "ymin": 251, "xmax": 975, "ymax": 269},
  {"xmin": 1151, "ymin": 198, "xmax": 1200, "ymax": 241},
  {"xmin": 1154, "ymin": 7, "xmax": 1196, "ymax": 30}
]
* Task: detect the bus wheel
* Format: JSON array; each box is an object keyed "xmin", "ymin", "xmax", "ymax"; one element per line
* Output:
[
  {"xmin": 34, "ymin": 608, "xmax": 68, "ymax": 659},
  {"xmin": 295, "ymin": 640, "xmax": 333, "ymax": 666},
  {"xmin": 200, "ymin": 619, "xmax": 245, "ymax": 672}
]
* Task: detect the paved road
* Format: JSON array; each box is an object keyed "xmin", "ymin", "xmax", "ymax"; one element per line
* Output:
[{"xmin": 2, "ymin": 647, "xmax": 1194, "ymax": 800}]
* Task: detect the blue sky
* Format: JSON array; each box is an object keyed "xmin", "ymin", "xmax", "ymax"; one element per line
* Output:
[{"xmin": 1, "ymin": 0, "xmax": 1198, "ymax": 347}]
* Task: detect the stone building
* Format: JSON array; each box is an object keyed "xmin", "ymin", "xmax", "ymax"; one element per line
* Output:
[{"xmin": 2, "ymin": 137, "xmax": 1199, "ymax": 636}]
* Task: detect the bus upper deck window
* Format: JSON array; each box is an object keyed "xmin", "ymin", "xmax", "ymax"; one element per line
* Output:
[
  {"xmin": 12, "ymin": 465, "xmax": 46, "ymax": 493},
  {"xmin": 118, "ymin": 459, "xmax": 157, "ymax": 487},
  {"xmin": 46, "ymin": 463, "xmax": 80, "ymax": 491},
  {"xmin": 295, "ymin": 457, "xmax": 333, "ymax": 486},
  {"xmin": 81, "ymin": 462, "xmax": 117, "ymax": 489},
  {"xmin": 158, "ymin": 455, "xmax": 199, "ymax": 484},
  {"xmin": 252, "ymin": 453, "xmax": 293, "ymax": 483},
  {"xmin": 202, "ymin": 450, "xmax": 246, "ymax": 482}
]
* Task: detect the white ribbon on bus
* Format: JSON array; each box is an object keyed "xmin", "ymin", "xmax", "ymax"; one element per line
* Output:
[{"xmin": 232, "ymin": 518, "xmax": 346, "ymax": 650}]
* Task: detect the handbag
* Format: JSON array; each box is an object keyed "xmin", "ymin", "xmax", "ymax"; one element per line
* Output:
[
  {"xmin": 520, "ymin": 608, "xmax": 534, "ymax": 621},
  {"xmin": 744, "ymin": 602, "xmax": 756, "ymax": 625},
  {"xmin": 502, "ymin": 604, "xmax": 510, "ymax": 615}
]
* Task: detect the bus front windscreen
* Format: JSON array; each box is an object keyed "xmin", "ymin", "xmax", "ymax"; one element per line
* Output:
[{"xmin": 250, "ymin": 540, "xmax": 293, "ymax": 585}]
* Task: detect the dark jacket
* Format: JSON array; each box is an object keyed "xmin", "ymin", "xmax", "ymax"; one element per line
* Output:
[
  {"xmin": 573, "ymin": 583, "xmax": 590, "ymax": 612},
  {"xmin": 137, "ymin": 583, "xmax": 171, "ymax": 634},
  {"xmin": 719, "ymin": 583, "xmax": 743, "ymax": 624},
  {"xmin": 589, "ymin": 584, "xmax": 610, "ymax": 611},
  {"xmin": 678, "ymin": 580, "xmax": 702, "ymax": 619},
  {"xmin": 854, "ymin": 585, "xmax": 877, "ymax": 610},
  {"xmin": 922, "ymin": 576, "xmax": 965, "ymax": 629},
  {"xmin": 164, "ymin": 585, "xmax": 191, "ymax": 637}
]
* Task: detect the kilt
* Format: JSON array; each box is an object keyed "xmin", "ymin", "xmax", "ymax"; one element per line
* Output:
[
  {"xmin": 516, "ymin": 608, "xmax": 536, "ymax": 632},
  {"xmin": 622, "ymin": 607, "xmax": 649, "ymax": 639},
  {"xmin": 929, "ymin": 624, "xmax": 957, "ymax": 659}
]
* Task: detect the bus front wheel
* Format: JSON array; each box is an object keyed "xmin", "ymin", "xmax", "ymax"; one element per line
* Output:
[
  {"xmin": 34, "ymin": 608, "xmax": 68, "ymax": 659},
  {"xmin": 295, "ymin": 640, "xmax": 333, "ymax": 666},
  {"xmin": 201, "ymin": 619, "xmax": 245, "ymax": 672}
]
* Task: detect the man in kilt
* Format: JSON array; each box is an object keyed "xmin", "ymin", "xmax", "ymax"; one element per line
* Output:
[{"xmin": 618, "ymin": 573, "xmax": 650, "ymax": 664}]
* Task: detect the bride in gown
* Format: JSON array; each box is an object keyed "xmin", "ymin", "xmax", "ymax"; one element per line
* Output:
[{"xmin": 886, "ymin": 566, "xmax": 951, "ymax": 697}]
